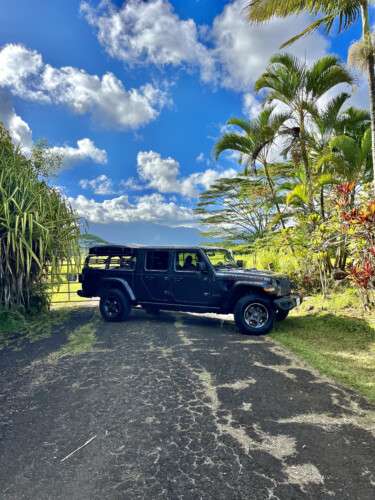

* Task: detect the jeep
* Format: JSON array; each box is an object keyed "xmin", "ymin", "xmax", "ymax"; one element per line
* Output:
[{"xmin": 78, "ymin": 245, "xmax": 302, "ymax": 335}]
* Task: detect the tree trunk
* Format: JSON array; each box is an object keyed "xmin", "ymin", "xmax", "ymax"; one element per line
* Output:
[
  {"xmin": 361, "ymin": 2, "xmax": 375, "ymax": 194},
  {"xmin": 299, "ymin": 110, "xmax": 314, "ymax": 210},
  {"xmin": 320, "ymin": 186, "xmax": 325, "ymax": 219},
  {"xmin": 263, "ymin": 161, "xmax": 286, "ymax": 229}
]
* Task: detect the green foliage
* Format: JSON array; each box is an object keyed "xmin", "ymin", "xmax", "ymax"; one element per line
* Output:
[
  {"xmin": 0, "ymin": 125, "xmax": 80, "ymax": 312},
  {"xmin": 196, "ymin": 176, "xmax": 273, "ymax": 244},
  {"xmin": 199, "ymin": 52, "xmax": 374, "ymax": 308},
  {"xmin": 272, "ymin": 290, "xmax": 375, "ymax": 402},
  {"xmin": 0, "ymin": 306, "xmax": 71, "ymax": 350},
  {"xmin": 247, "ymin": 1, "xmax": 364, "ymax": 47}
]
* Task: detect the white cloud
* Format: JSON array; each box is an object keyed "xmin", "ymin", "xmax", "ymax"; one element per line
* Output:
[
  {"xmin": 136, "ymin": 150, "xmax": 237, "ymax": 197},
  {"xmin": 0, "ymin": 90, "xmax": 108, "ymax": 167},
  {"xmin": 80, "ymin": 174, "xmax": 114, "ymax": 195},
  {"xmin": 81, "ymin": 0, "xmax": 329, "ymax": 92},
  {"xmin": 0, "ymin": 44, "xmax": 46, "ymax": 101},
  {"xmin": 0, "ymin": 90, "xmax": 33, "ymax": 152},
  {"xmin": 0, "ymin": 43, "xmax": 169, "ymax": 129},
  {"xmin": 68, "ymin": 192, "xmax": 196, "ymax": 225},
  {"xmin": 81, "ymin": 0, "xmax": 215, "ymax": 83},
  {"xmin": 211, "ymin": 0, "xmax": 329, "ymax": 91},
  {"xmin": 242, "ymin": 93, "xmax": 262, "ymax": 119},
  {"xmin": 49, "ymin": 138, "xmax": 108, "ymax": 168},
  {"xmin": 78, "ymin": 149, "xmax": 237, "ymax": 198},
  {"xmin": 120, "ymin": 177, "xmax": 144, "ymax": 191}
]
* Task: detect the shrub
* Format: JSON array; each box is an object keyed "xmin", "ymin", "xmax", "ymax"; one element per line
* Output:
[{"xmin": 0, "ymin": 125, "xmax": 80, "ymax": 312}]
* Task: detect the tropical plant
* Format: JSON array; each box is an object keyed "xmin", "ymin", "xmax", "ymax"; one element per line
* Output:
[
  {"xmin": 254, "ymin": 53, "xmax": 353, "ymax": 210},
  {"xmin": 214, "ymin": 107, "xmax": 289, "ymax": 228},
  {"xmin": 199, "ymin": 51, "xmax": 374, "ymax": 306},
  {"xmin": 0, "ymin": 125, "xmax": 80, "ymax": 311},
  {"xmin": 195, "ymin": 176, "xmax": 273, "ymax": 244},
  {"xmin": 318, "ymin": 127, "xmax": 372, "ymax": 187},
  {"xmin": 247, "ymin": 0, "xmax": 375, "ymax": 193},
  {"xmin": 336, "ymin": 182, "xmax": 375, "ymax": 308}
]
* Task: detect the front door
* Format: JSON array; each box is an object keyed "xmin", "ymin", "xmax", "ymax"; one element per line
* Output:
[
  {"xmin": 142, "ymin": 250, "xmax": 171, "ymax": 302},
  {"xmin": 171, "ymin": 250, "xmax": 212, "ymax": 305}
]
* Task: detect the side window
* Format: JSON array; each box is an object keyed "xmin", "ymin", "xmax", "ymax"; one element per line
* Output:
[
  {"xmin": 86, "ymin": 256, "xmax": 110, "ymax": 269},
  {"xmin": 145, "ymin": 251, "xmax": 170, "ymax": 271},
  {"xmin": 108, "ymin": 255, "xmax": 136, "ymax": 271},
  {"xmin": 175, "ymin": 251, "xmax": 201, "ymax": 272}
]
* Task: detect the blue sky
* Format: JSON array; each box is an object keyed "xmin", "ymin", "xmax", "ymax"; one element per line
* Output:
[{"xmin": 0, "ymin": 0, "xmax": 370, "ymax": 244}]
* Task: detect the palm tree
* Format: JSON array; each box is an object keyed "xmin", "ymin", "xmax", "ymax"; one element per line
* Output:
[
  {"xmin": 214, "ymin": 106, "xmax": 288, "ymax": 228},
  {"xmin": 247, "ymin": 0, "xmax": 375, "ymax": 193},
  {"xmin": 318, "ymin": 127, "xmax": 372, "ymax": 187},
  {"xmin": 310, "ymin": 92, "xmax": 351, "ymax": 218},
  {"xmin": 254, "ymin": 53, "xmax": 352, "ymax": 210}
]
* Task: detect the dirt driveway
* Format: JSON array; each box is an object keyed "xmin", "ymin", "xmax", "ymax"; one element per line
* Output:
[{"xmin": 0, "ymin": 307, "xmax": 374, "ymax": 499}]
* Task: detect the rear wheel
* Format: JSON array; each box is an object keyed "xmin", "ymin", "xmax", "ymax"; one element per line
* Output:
[
  {"xmin": 234, "ymin": 294, "xmax": 275, "ymax": 335},
  {"xmin": 100, "ymin": 288, "xmax": 131, "ymax": 322},
  {"xmin": 276, "ymin": 309, "xmax": 289, "ymax": 321}
]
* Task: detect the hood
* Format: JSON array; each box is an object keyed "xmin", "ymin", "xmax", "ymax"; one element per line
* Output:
[{"xmin": 215, "ymin": 267, "xmax": 287, "ymax": 281}]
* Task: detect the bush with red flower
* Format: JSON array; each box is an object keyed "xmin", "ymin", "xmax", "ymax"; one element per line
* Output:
[{"xmin": 336, "ymin": 183, "xmax": 375, "ymax": 309}]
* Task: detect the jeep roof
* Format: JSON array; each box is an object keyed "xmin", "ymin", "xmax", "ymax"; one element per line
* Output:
[{"xmin": 88, "ymin": 244, "xmax": 229, "ymax": 255}]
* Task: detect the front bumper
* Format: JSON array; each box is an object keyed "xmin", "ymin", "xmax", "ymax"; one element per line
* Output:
[{"xmin": 274, "ymin": 294, "xmax": 302, "ymax": 311}]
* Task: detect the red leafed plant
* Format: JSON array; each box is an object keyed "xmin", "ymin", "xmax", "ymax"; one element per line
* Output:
[
  {"xmin": 336, "ymin": 183, "xmax": 375, "ymax": 309},
  {"xmin": 348, "ymin": 260, "xmax": 374, "ymax": 290}
]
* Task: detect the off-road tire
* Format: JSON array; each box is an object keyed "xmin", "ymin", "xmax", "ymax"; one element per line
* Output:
[
  {"xmin": 276, "ymin": 309, "xmax": 289, "ymax": 321},
  {"xmin": 234, "ymin": 294, "xmax": 275, "ymax": 335},
  {"xmin": 100, "ymin": 288, "xmax": 131, "ymax": 322}
]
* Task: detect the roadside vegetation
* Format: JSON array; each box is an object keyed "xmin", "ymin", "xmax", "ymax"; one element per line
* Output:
[
  {"xmin": 0, "ymin": 307, "xmax": 71, "ymax": 350},
  {"xmin": 272, "ymin": 290, "xmax": 375, "ymax": 402},
  {"xmin": 196, "ymin": 5, "xmax": 375, "ymax": 401},
  {"xmin": 0, "ymin": 125, "xmax": 80, "ymax": 313},
  {"xmin": 197, "ymin": 52, "xmax": 375, "ymax": 310}
]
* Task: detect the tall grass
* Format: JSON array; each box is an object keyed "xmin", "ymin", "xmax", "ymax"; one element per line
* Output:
[{"xmin": 0, "ymin": 125, "xmax": 80, "ymax": 311}]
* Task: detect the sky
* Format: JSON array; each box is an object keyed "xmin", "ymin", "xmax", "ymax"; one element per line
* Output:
[{"xmin": 0, "ymin": 0, "xmax": 370, "ymax": 244}]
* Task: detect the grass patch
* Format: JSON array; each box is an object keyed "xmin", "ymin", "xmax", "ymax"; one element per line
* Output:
[
  {"xmin": 48, "ymin": 320, "xmax": 98, "ymax": 362},
  {"xmin": 0, "ymin": 308, "xmax": 71, "ymax": 350},
  {"xmin": 271, "ymin": 289, "xmax": 375, "ymax": 402}
]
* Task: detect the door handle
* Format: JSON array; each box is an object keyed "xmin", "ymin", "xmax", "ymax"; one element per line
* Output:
[{"xmin": 175, "ymin": 278, "xmax": 183, "ymax": 282}]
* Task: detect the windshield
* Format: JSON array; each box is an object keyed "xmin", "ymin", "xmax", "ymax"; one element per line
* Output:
[{"xmin": 203, "ymin": 249, "xmax": 238, "ymax": 269}]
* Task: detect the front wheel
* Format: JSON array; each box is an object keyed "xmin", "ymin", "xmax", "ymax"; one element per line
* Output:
[
  {"xmin": 100, "ymin": 288, "xmax": 131, "ymax": 322},
  {"xmin": 234, "ymin": 294, "xmax": 275, "ymax": 335}
]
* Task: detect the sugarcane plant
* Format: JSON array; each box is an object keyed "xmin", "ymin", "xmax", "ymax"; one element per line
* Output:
[{"xmin": 0, "ymin": 125, "xmax": 80, "ymax": 312}]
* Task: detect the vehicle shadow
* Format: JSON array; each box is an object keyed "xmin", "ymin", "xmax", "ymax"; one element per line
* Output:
[{"xmin": 127, "ymin": 307, "xmax": 239, "ymax": 333}]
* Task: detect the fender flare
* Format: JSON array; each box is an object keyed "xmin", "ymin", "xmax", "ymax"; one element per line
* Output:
[
  {"xmin": 100, "ymin": 278, "xmax": 136, "ymax": 301},
  {"xmin": 225, "ymin": 281, "xmax": 267, "ymax": 310}
]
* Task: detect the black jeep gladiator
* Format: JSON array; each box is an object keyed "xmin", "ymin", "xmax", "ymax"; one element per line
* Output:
[{"xmin": 78, "ymin": 245, "xmax": 301, "ymax": 335}]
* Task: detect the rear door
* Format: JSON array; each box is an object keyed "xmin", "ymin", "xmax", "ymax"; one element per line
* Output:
[
  {"xmin": 171, "ymin": 250, "xmax": 212, "ymax": 305},
  {"xmin": 141, "ymin": 250, "xmax": 172, "ymax": 302}
]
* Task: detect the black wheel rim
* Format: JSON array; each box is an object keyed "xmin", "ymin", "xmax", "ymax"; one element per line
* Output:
[
  {"xmin": 103, "ymin": 296, "xmax": 121, "ymax": 318},
  {"xmin": 244, "ymin": 303, "xmax": 269, "ymax": 329}
]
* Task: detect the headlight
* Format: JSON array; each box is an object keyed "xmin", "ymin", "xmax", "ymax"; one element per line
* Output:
[{"xmin": 263, "ymin": 278, "xmax": 279, "ymax": 294}]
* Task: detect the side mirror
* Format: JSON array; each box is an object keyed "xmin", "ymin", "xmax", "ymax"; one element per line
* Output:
[
  {"xmin": 198, "ymin": 262, "xmax": 208, "ymax": 273},
  {"xmin": 236, "ymin": 260, "xmax": 244, "ymax": 268}
]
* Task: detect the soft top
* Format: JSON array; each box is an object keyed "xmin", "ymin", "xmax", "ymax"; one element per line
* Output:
[{"xmin": 88, "ymin": 245, "xmax": 228, "ymax": 256}]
